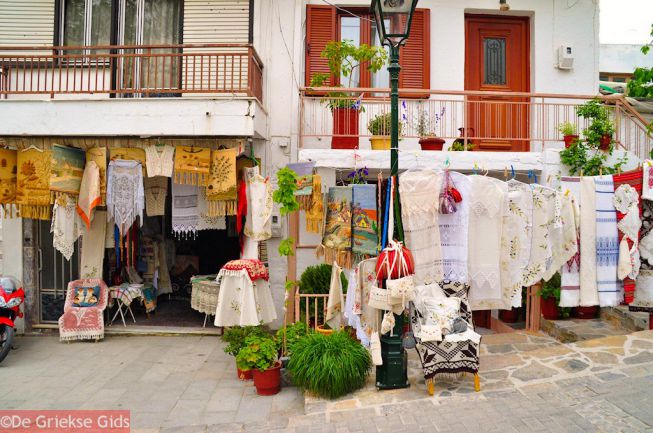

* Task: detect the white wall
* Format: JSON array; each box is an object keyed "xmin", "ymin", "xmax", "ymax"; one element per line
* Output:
[{"xmin": 1, "ymin": 217, "xmax": 24, "ymax": 333}]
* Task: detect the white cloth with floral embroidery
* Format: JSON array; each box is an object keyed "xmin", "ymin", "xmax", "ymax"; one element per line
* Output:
[
  {"xmin": 579, "ymin": 177, "xmax": 599, "ymax": 306},
  {"xmin": 356, "ymin": 258, "xmax": 380, "ymax": 346},
  {"xmin": 399, "ymin": 170, "xmax": 442, "ymax": 285},
  {"xmin": 559, "ymin": 177, "xmax": 581, "ymax": 307},
  {"xmin": 80, "ymin": 210, "xmax": 107, "ymax": 278},
  {"xmin": 213, "ymin": 269, "xmax": 276, "ymax": 327},
  {"xmin": 501, "ymin": 180, "xmax": 533, "ymax": 308},
  {"xmin": 51, "ymin": 195, "xmax": 82, "ymax": 261},
  {"xmin": 244, "ymin": 167, "xmax": 273, "ymax": 241},
  {"xmin": 325, "ymin": 262, "xmax": 345, "ymax": 330},
  {"xmin": 144, "ymin": 145, "xmax": 175, "ymax": 178},
  {"xmin": 643, "ymin": 161, "xmax": 653, "ymax": 201},
  {"xmin": 543, "ymin": 191, "xmax": 578, "ymax": 282},
  {"xmin": 468, "ymin": 175, "xmax": 508, "ymax": 310},
  {"xmin": 614, "ymin": 184, "xmax": 642, "ymax": 280},
  {"xmin": 523, "ymin": 185, "xmax": 553, "ymax": 287},
  {"xmin": 438, "ymin": 172, "xmax": 471, "ymax": 283}
]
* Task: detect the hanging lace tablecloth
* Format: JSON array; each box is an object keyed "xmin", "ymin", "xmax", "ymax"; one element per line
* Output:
[
  {"xmin": 171, "ymin": 183, "xmax": 200, "ymax": 238},
  {"xmin": 399, "ymin": 170, "xmax": 442, "ymax": 285},
  {"xmin": 191, "ymin": 275, "xmax": 220, "ymax": 315},
  {"xmin": 468, "ymin": 175, "xmax": 507, "ymax": 310},
  {"xmin": 51, "ymin": 195, "xmax": 82, "ymax": 261},
  {"xmin": 107, "ymin": 160, "xmax": 144, "ymax": 233},
  {"xmin": 437, "ymin": 172, "xmax": 470, "ymax": 283}
]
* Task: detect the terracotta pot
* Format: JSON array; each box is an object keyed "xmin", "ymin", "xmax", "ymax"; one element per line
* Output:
[
  {"xmin": 237, "ymin": 367, "xmax": 253, "ymax": 381},
  {"xmin": 563, "ymin": 134, "xmax": 579, "ymax": 148},
  {"xmin": 574, "ymin": 306, "xmax": 599, "ymax": 319},
  {"xmin": 331, "ymin": 107, "xmax": 359, "ymax": 149},
  {"xmin": 316, "ymin": 324, "xmax": 334, "ymax": 336},
  {"xmin": 370, "ymin": 136, "xmax": 391, "ymax": 150},
  {"xmin": 599, "ymin": 134, "xmax": 612, "ymax": 151},
  {"xmin": 499, "ymin": 308, "xmax": 520, "ymax": 324},
  {"xmin": 541, "ymin": 297, "xmax": 560, "ymax": 320},
  {"xmin": 419, "ymin": 137, "xmax": 445, "ymax": 151},
  {"xmin": 252, "ymin": 362, "xmax": 282, "ymax": 396}
]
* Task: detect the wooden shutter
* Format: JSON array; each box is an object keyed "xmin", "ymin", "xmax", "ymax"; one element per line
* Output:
[
  {"xmin": 399, "ymin": 8, "xmax": 430, "ymax": 97},
  {"xmin": 305, "ymin": 5, "xmax": 336, "ymax": 87}
]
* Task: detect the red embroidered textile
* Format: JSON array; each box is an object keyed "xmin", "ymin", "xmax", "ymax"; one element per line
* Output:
[
  {"xmin": 612, "ymin": 169, "xmax": 643, "ymax": 304},
  {"xmin": 222, "ymin": 259, "xmax": 269, "ymax": 281}
]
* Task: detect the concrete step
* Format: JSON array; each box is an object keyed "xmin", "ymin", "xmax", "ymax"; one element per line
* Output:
[
  {"xmin": 601, "ymin": 305, "xmax": 650, "ymax": 332},
  {"xmin": 541, "ymin": 315, "xmax": 634, "ymax": 343}
]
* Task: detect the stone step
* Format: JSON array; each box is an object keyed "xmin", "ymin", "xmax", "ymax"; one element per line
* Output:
[
  {"xmin": 541, "ymin": 315, "xmax": 635, "ymax": 343},
  {"xmin": 601, "ymin": 305, "xmax": 650, "ymax": 332}
]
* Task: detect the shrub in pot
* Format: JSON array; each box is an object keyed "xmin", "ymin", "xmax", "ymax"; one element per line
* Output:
[
  {"xmin": 222, "ymin": 326, "xmax": 266, "ymax": 380},
  {"xmin": 557, "ymin": 122, "xmax": 579, "ymax": 148},
  {"xmin": 416, "ymin": 105, "xmax": 446, "ymax": 151},
  {"xmin": 576, "ymin": 99, "xmax": 615, "ymax": 152},
  {"xmin": 276, "ymin": 321, "xmax": 310, "ymax": 357},
  {"xmin": 236, "ymin": 334, "xmax": 281, "ymax": 396},
  {"xmin": 368, "ymin": 112, "xmax": 393, "ymax": 150},
  {"xmin": 288, "ymin": 331, "xmax": 371, "ymax": 399},
  {"xmin": 538, "ymin": 273, "xmax": 562, "ymax": 320}
]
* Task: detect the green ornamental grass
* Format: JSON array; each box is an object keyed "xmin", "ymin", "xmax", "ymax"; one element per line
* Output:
[{"xmin": 288, "ymin": 331, "xmax": 371, "ymax": 399}]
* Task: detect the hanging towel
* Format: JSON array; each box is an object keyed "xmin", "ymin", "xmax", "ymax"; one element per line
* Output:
[
  {"xmin": 306, "ymin": 174, "xmax": 324, "ymax": 234},
  {"xmin": 438, "ymin": 172, "xmax": 470, "ymax": 283},
  {"xmin": 171, "ymin": 182, "xmax": 200, "ymax": 238},
  {"xmin": 351, "ymin": 184, "xmax": 379, "ymax": 258},
  {"xmin": 16, "ymin": 148, "xmax": 52, "ymax": 220},
  {"xmin": 317, "ymin": 186, "xmax": 352, "ymax": 268},
  {"xmin": 174, "ymin": 146, "xmax": 211, "ymax": 186},
  {"xmin": 144, "ymin": 144, "xmax": 174, "ymax": 178},
  {"xmin": 50, "ymin": 144, "xmax": 85, "ymax": 196},
  {"xmin": 51, "ymin": 195, "xmax": 82, "ymax": 261},
  {"xmin": 206, "ymin": 148, "xmax": 238, "ymax": 216},
  {"xmin": 560, "ymin": 177, "xmax": 581, "ymax": 307},
  {"xmin": 325, "ymin": 262, "xmax": 345, "ymax": 330},
  {"xmin": 80, "ymin": 210, "xmax": 107, "ymax": 278},
  {"xmin": 86, "ymin": 147, "xmax": 107, "ymax": 205},
  {"xmin": 399, "ymin": 170, "xmax": 442, "ymax": 285},
  {"xmin": 579, "ymin": 176, "xmax": 599, "ymax": 307},
  {"xmin": 106, "ymin": 159, "xmax": 144, "ymax": 234},
  {"xmin": 468, "ymin": 175, "xmax": 508, "ymax": 310},
  {"xmin": 77, "ymin": 161, "xmax": 101, "ymax": 229},
  {"xmin": 288, "ymin": 161, "xmax": 315, "ymax": 210},
  {"xmin": 613, "ymin": 169, "xmax": 643, "ymax": 304},
  {"xmin": 244, "ymin": 168, "xmax": 273, "ymax": 241},
  {"xmin": 594, "ymin": 176, "xmax": 622, "ymax": 307},
  {"xmin": 642, "ymin": 161, "xmax": 653, "ymax": 201},
  {"xmin": 0, "ymin": 149, "xmax": 17, "ymax": 217}
]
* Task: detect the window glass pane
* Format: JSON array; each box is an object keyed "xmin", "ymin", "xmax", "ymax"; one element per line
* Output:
[
  {"xmin": 483, "ymin": 38, "xmax": 506, "ymax": 85},
  {"xmin": 90, "ymin": 0, "xmax": 112, "ymax": 47},
  {"xmin": 63, "ymin": 0, "xmax": 86, "ymax": 50},
  {"xmin": 370, "ymin": 19, "xmax": 390, "ymax": 90},
  {"xmin": 142, "ymin": 0, "xmax": 181, "ymax": 91},
  {"xmin": 340, "ymin": 16, "xmax": 360, "ymax": 88}
]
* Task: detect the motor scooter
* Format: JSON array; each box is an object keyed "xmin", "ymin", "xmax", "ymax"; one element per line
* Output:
[{"xmin": 0, "ymin": 276, "xmax": 24, "ymax": 363}]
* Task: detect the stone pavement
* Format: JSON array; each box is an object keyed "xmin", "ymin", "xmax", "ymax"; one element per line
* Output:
[{"xmin": 2, "ymin": 331, "xmax": 653, "ymax": 433}]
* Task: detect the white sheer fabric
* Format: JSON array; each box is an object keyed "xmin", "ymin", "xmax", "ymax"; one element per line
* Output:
[{"xmin": 438, "ymin": 172, "xmax": 470, "ymax": 283}]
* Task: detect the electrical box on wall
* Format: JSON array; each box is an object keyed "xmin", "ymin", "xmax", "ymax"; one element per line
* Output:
[
  {"xmin": 557, "ymin": 45, "xmax": 574, "ymax": 70},
  {"xmin": 270, "ymin": 210, "xmax": 283, "ymax": 237}
]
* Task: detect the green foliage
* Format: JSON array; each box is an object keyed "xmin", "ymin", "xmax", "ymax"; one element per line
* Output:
[
  {"xmin": 538, "ymin": 272, "xmax": 561, "ymax": 301},
  {"xmin": 641, "ymin": 24, "xmax": 652, "ymax": 55},
  {"xmin": 557, "ymin": 122, "xmax": 577, "ymax": 136},
  {"xmin": 222, "ymin": 326, "xmax": 267, "ymax": 357},
  {"xmin": 576, "ymin": 99, "xmax": 615, "ymax": 148},
  {"xmin": 627, "ymin": 67, "xmax": 653, "ymax": 98},
  {"xmin": 298, "ymin": 264, "xmax": 348, "ymax": 325},
  {"xmin": 287, "ymin": 331, "xmax": 371, "ymax": 399},
  {"xmin": 276, "ymin": 321, "xmax": 311, "ymax": 356},
  {"xmin": 278, "ymin": 238, "xmax": 295, "ymax": 257},
  {"xmin": 236, "ymin": 333, "xmax": 279, "ymax": 372},
  {"xmin": 368, "ymin": 112, "xmax": 392, "ymax": 136},
  {"xmin": 273, "ymin": 168, "xmax": 299, "ymax": 216},
  {"xmin": 449, "ymin": 139, "xmax": 475, "ymax": 151},
  {"xmin": 559, "ymin": 140, "xmax": 628, "ymax": 176}
]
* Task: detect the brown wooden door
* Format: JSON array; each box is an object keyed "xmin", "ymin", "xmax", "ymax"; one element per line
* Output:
[{"xmin": 465, "ymin": 15, "xmax": 530, "ymax": 151}]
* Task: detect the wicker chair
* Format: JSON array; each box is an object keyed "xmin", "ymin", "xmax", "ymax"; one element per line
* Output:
[{"xmin": 58, "ymin": 279, "xmax": 109, "ymax": 342}]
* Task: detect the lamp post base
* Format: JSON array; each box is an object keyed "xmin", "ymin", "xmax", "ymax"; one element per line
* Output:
[{"xmin": 375, "ymin": 313, "xmax": 410, "ymax": 390}]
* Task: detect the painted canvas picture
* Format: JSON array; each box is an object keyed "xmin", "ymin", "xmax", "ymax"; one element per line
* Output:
[
  {"xmin": 352, "ymin": 184, "xmax": 378, "ymax": 256},
  {"xmin": 50, "ymin": 144, "xmax": 85, "ymax": 195}
]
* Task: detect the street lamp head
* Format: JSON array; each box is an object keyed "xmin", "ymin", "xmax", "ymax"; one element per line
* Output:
[{"xmin": 370, "ymin": 0, "xmax": 419, "ymax": 48}]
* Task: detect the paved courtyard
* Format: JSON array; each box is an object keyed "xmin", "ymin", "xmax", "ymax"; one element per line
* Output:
[{"xmin": 1, "ymin": 330, "xmax": 653, "ymax": 433}]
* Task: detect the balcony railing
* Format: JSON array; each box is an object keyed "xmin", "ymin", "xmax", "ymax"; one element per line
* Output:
[
  {"xmin": 300, "ymin": 88, "xmax": 652, "ymax": 160},
  {"xmin": 0, "ymin": 43, "xmax": 263, "ymax": 101}
]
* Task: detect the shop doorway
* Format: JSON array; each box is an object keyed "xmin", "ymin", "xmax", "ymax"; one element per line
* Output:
[{"xmin": 465, "ymin": 14, "xmax": 530, "ymax": 151}]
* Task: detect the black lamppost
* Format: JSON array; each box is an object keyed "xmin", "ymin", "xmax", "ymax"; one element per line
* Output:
[{"xmin": 370, "ymin": 0, "xmax": 419, "ymax": 390}]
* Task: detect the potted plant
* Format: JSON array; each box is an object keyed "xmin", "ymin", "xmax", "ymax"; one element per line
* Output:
[
  {"xmin": 449, "ymin": 127, "xmax": 475, "ymax": 151},
  {"xmin": 276, "ymin": 321, "xmax": 310, "ymax": 357},
  {"xmin": 576, "ymin": 99, "xmax": 616, "ymax": 151},
  {"xmin": 287, "ymin": 331, "xmax": 371, "ymax": 399},
  {"xmin": 538, "ymin": 273, "xmax": 561, "ymax": 320},
  {"xmin": 222, "ymin": 326, "xmax": 267, "ymax": 380},
  {"xmin": 367, "ymin": 112, "xmax": 393, "ymax": 150},
  {"xmin": 557, "ymin": 122, "xmax": 579, "ymax": 148},
  {"xmin": 236, "ymin": 333, "xmax": 282, "ymax": 396},
  {"xmin": 416, "ymin": 105, "xmax": 446, "ymax": 151},
  {"xmin": 310, "ymin": 40, "xmax": 387, "ymax": 150}
]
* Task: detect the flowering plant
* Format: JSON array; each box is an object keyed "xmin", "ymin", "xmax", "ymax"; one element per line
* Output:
[
  {"xmin": 347, "ymin": 167, "xmax": 369, "ymax": 184},
  {"xmin": 415, "ymin": 105, "xmax": 446, "ymax": 138}
]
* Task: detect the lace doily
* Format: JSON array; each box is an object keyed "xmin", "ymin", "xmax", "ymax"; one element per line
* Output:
[
  {"xmin": 618, "ymin": 210, "xmax": 642, "ymax": 241},
  {"xmin": 614, "ymin": 184, "xmax": 639, "ymax": 213}
]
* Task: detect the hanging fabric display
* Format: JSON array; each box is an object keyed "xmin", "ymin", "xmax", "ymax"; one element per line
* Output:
[
  {"xmin": 143, "ymin": 176, "xmax": 167, "ymax": 216},
  {"xmin": 306, "ymin": 173, "xmax": 324, "ymax": 234},
  {"xmin": 171, "ymin": 182, "xmax": 200, "ymax": 238},
  {"xmin": 51, "ymin": 194, "xmax": 82, "ymax": 261},
  {"xmin": 543, "ymin": 191, "xmax": 578, "ymax": 282},
  {"xmin": 351, "ymin": 184, "xmax": 378, "ymax": 258},
  {"xmin": 86, "ymin": 147, "xmax": 107, "ymax": 205},
  {"xmin": 144, "ymin": 144, "xmax": 175, "ymax": 178},
  {"xmin": 399, "ymin": 170, "xmax": 442, "ymax": 285},
  {"xmin": 77, "ymin": 161, "xmax": 101, "ymax": 229},
  {"xmin": 642, "ymin": 161, "xmax": 653, "ymax": 201},
  {"xmin": 317, "ymin": 186, "xmax": 352, "ymax": 268},
  {"xmin": 174, "ymin": 146, "xmax": 211, "ymax": 186},
  {"xmin": 106, "ymin": 159, "xmax": 144, "ymax": 235},
  {"xmin": 613, "ymin": 169, "xmax": 643, "ymax": 304},
  {"xmin": 325, "ymin": 262, "xmax": 345, "ymax": 330},
  {"xmin": 0, "ymin": 148, "xmax": 17, "ymax": 217},
  {"xmin": 438, "ymin": 172, "xmax": 470, "ymax": 283},
  {"xmin": 244, "ymin": 167, "xmax": 273, "ymax": 241},
  {"xmin": 594, "ymin": 176, "xmax": 622, "ymax": 307},
  {"xmin": 16, "ymin": 148, "xmax": 52, "ymax": 220},
  {"xmin": 468, "ymin": 175, "xmax": 508, "ymax": 310},
  {"xmin": 109, "ymin": 147, "xmax": 146, "ymax": 175},
  {"xmin": 632, "ymin": 198, "xmax": 653, "ymax": 312},
  {"xmin": 206, "ymin": 148, "xmax": 238, "ymax": 216},
  {"xmin": 288, "ymin": 161, "xmax": 315, "ymax": 210},
  {"xmin": 522, "ymin": 185, "xmax": 553, "ymax": 286},
  {"xmin": 501, "ymin": 180, "xmax": 533, "ymax": 308},
  {"xmin": 50, "ymin": 144, "xmax": 85, "ymax": 197},
  {"xmin": 579, "ymin": 177, "xmax": 599, "ymax": 306},
  {"xmin": 80, "ymin": 210, "xmax": 107, "ymax": 279},
  {"xmin": 559, "ymin": 177, "xmax": 581, "ymax": 307},
  {"xmin": 198, "ymin": 188, "xmax": 227, "ymax": 231}
]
